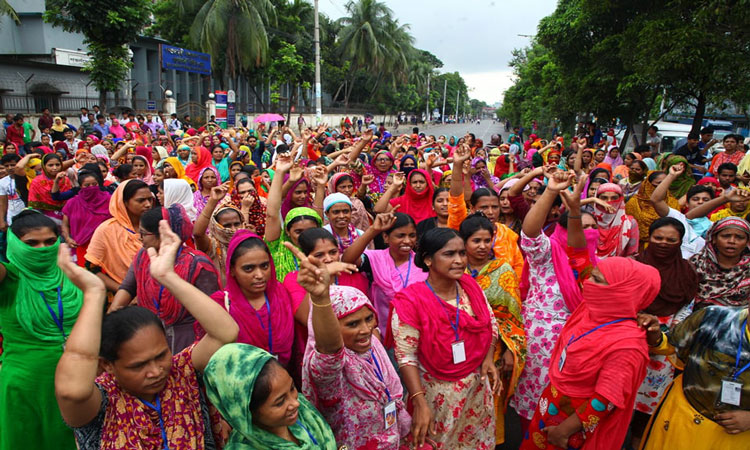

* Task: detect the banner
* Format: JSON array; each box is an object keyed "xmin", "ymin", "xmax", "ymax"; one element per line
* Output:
[{"xmin": 160, "ymin": 44, "xmax": 211, "ymax": 75}]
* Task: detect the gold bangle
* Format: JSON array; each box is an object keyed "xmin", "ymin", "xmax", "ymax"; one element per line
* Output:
[
  {"xmin": 409, "ymin": 390, "xmax": 426, "ymax": 401},
  {"xmin": 311, "ymin": 301, "xmax": 332, "ymax": 308}
]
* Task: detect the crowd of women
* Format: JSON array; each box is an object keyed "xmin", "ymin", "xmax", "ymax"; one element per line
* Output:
[{"xmin": 1, "ymin": 118, "xmax": 750, "ymax": 450}]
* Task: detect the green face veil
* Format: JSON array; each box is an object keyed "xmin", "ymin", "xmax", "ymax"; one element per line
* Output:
[
  {"xmin": 6, "ymin": 230, "xmax": 82, "ymax": 343},
  {"xmin": 203, "ymin": 344, "xmax": 336, "ymax": 449}
]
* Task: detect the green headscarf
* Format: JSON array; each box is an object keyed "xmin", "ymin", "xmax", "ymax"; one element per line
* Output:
[
  {"xmin": 6, "ymin": 230, "xmax": 83, "ymax": 342},
  {"xmin": 268, "ymin": 207, "xmax": 322, "ymax": 282},
  {"xmin": 663, "ymin": 154, "xmax": 696, "ymax": 198},
  {"xmin": 203, "ymin": 344, "xmax": 336, "ymax": 450}
]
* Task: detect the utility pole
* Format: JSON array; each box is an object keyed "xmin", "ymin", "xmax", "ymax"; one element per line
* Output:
[
  {"xmin": 314, "ymin": 0, "xmax": 322, "ymax": 123},
  {"xmin": 455, "ymin": 90, "xmax": 459, "ymax": 122},
  {"xmin": 425, "ymin": 72, "xmax": 430, "ymax": 123},
  {"xmin": 441, "ymin": 78, "xmax": 447, "ymax": 124}
]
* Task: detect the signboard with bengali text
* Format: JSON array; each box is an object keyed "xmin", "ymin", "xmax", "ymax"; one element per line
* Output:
[{"xmin": 160, "ymin": 44, "xmax": 211, "ymax": 75}]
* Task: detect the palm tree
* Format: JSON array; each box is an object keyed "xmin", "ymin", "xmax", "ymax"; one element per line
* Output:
[
  {"xmin": 0, "ymin": 0, "xmax": 20, "ymax": 25},
  {"xmin": 179, "ymin": 0, "xmax": 276, "ymax": 86}
]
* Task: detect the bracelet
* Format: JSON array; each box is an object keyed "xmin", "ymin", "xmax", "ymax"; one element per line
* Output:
[
  {"xmin": 409, "ymin": 390, "xmax": 426, "ymax": 401},
  {"xmin": 567, "ymin": 214, "xmax": 582, "ymax": 219},
  {"xmin": 311, "ymin": 301, "xmax": 332, "ymax": 308}
]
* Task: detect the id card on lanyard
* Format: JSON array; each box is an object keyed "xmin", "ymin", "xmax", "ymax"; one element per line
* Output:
[
  {"xmin": 426, "ymin": 281, "xmax": 465, "ymax": 365},
  {"xmin": 720, "ymin": 318, "xmax": 750, "ymax": 407},
  {"xmin": 370, "ymin": 350, "xmax": 397, "ymax": 430},
  {"xmin": 559, "ymin": 318, "xmax": 633, "ymax": 372},
  {"xmin": 41, "ymin": 286, "xmax": 67, "ymax": 350}
]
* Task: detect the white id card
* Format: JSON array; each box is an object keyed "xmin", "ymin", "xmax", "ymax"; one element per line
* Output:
[
  {"xmin": 383, "ymin": 400, "xmax": 397, "ymax": 430},
  {"xmin": 558, "ymin": 348, "xmax": 567, "ymax": 372},
  {"xmin": 452, "ymin": 340, "xmax": 466, "ymax": 364},
  {"xmin": 721, "ymin": 379, "xmax": 742, "ymax": 406}
]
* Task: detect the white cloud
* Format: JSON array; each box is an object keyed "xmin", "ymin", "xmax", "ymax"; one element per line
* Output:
[{"xmin": 462, "ymin": 70, "xmax": 515, "ymax": 105}]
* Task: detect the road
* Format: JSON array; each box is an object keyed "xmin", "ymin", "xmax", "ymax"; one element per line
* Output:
[{"xmin": 398, "ymin": 120, "xmax": 510, "ymax": 145}]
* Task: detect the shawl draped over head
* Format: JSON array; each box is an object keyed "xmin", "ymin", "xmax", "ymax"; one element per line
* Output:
[
  {"xmin": 221, "ymin": 181, "xmax": 267, "ymax": 237},
  {"xmin": 546, "ymin": 226, "xmax": 599, "ymax": 313},
  {"xmin": 193, "ymin": 166, "xmax": 220, "ymax": 216},
  {"xmin": 6, "ymin": 230, "xmax": 83, "ymax": 343},
  {"xmin": 689, "ymin": 217, "xmax": 750, "ymax": 308},
  {"xmin": 96, "ymin": 343, "xmax": 206, "ymax": 450},
  {"xmin": 281, "ymin": 177, "xmax": 312, "ymax": 220},
  {"xmin": 211, "ymin": 230, "xmax": 295, "ymax": 366},
  {"xmin": 203, "ymin": 344, "xmax": 337, "ymax": 449},
  {"xmin": 208, "ymin": 205, "xmax": 243, "ymax": 280},
  {"xmin": 28, "ymin": 154, "xmax": 72, "ymax": 212},
  {"xmin": 185, "ymin": 147, "xmax": 213, "ymax": 184},
  {"xmin": 108, "ymin": 119, "xmax": 126, "ymax": 139},
  {"xmin": 710, "ymin": 187, "xmax": 750, "ymax": 221},
  {"xmin": 132, "ymin": 155, "xmax": 154, "ymax": 185},
  {"xmin": 637, "ymin": 239, "xmax": 698, "ymax": 317},
  {"xmin": 366, "ymin": 150, "xmax": 396, "ymax": 195},
  {"xmin": 271, "ymin": 207, "xmax": 322, "ymax": 283},
  {"xmin": 135, "ymin": 204, "xmax": 217, "ymax": 326},
  {"xmin": 84, "ymin": 179, "xmax": 144, "ymax": 284},
  {"xmin": 51, "ymin": 116, "xmax": 66, "ymax": 132},
  {"xmin": 603, "ymin": 147, "xmax": 623, "ymax": 168},
  {"xmin": 301, "ymin": 286, "xmax": 410, "ymax": 439},
  {"xmin": 388, "ymin": 169, "xmax": 436, "ymax": 224},
  {"xmin": 625, "ymin": 173, "xmax": 680, "ymax": 242},
  {"xmin": 387, "ymin": 273, "xmax": 493, "ymax": 381},
  {"xmin": 135, "ymin": 146, "xmax": 154, "ymax": 168},
  {"xmin": 164, "ymin": 156, "xmax": 197, "ymax": 188},
  {"xmin": 663, "ymin": 155, "xmax": 696, "ymax": 198},
  {"xmin": 548, "ymin": 257, "xmax": 659, "ymax": 450},
  {"xmin": 61, "ymin": 185, "xmax": 112, "ymax": 245},
  {"xmin": 471, "ymin": 157, "xmax": 500, "ymax": 190},
  {"xmin": 593, "ymin": 183, "xmax": 636, "ymax": 257},
  {"xmin": 163, "ymin": 178, "xmax": 197, "ymax": 221}
]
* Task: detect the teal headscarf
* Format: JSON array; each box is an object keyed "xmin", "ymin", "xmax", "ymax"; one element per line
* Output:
[
  {"xmin": 203, "ymin": 344, "xmax": 336, "ymax": 449},
  {"xmin": 6, "ymin": 230, "xmax": 83, "ymax": 342}
]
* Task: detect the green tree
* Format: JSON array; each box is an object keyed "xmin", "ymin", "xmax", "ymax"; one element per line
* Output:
[
  {"xmin": 1, "ymin": 0, "xmax": 19, "ymax": 25},
  {"xmin": 268, "ymin": 42, "xmax": 313, "ymax": 120},
  {"xmin": 44, "ymin": 0, "xmax": 151, "ymax": 107}
]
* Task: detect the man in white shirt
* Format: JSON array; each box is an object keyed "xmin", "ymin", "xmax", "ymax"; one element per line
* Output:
[
  {"xmin": 0, "ymin": 154, "xmax": 25, "ymax": 230},
  {"xmin": 646, "ymin": 125, "xmax": 661, "ymax": 155}
]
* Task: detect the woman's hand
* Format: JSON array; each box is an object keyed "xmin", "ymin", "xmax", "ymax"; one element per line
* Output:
[
  {"xmin": 637, "ymin": 313, "xmax": 664, "ymax": 347},
  {"xmin": 65, "ymin": 236, "xmax": 79, "ymax": 249},
  {"xmin": 453, "ymin": 144, "xmax": 471, "ymax": 164},
  {"xmin": 716, "ymin": 410, "xmax": 750, "ymax": 434},
  {"xmin": 543, "ymin": 424, "xmax": 572, "ymax": 448},
  {"xmin": 210, "ymin": 183, "xmax": 229, "ymax": 203},
  {"xmin": 326, "ymin": 261, "xmax": 358, "ymax": 276},
  {"xmin": 57, "ymin": 243, "xmax": 105, "ymax": 293},
  {"xmin": 372, "ymin": 210, "xmax": 398, "ymax": 232},
  {"xmin": 240, "ymin": 193, "xmax": 255, "ymax": 210},
  {"xmin": 275, "ymin": 153, "xmax": 294, "ymax": 173},
  {"xmin": 392, "ymin": 172, "xmax": 405, "ymax": 189},
  {"xmin": 480, "ymin": 352, "xmax": 502, "ymax": 395},
  {"xmin": 311, "ymin": 165, "xmax": 328, "ymax": 186},
  {"xmin": 55, "ymin": 172, "xmax": 67, "ymax": 186},
  {"xmin": 501, "ymin": 348, "xmax": 515, "ymax": 377},
  {"xmin": 594, "ymin": 197, "xmax": 617, "ymax": 213},
  {"xmin": 410, "ymin": 398, "xmax": 436, "ymax": 448},
  {"xmin": 283, "ymin": 242, "xmax": 330, "ymax": 298},
  {"xmin": 361, "ymin": 174, "xmax": 374, "ymax": 186},
  {"xmin": 289, "ymin": 166, "xmax": 304, "ymax": 183},
  {"xmin": 147, "ymin": 221, "xmax": 181, "ymax": 282},
  {"xmin": 546, "ymin": 170, "xmax": 574, "ymax": 192}
]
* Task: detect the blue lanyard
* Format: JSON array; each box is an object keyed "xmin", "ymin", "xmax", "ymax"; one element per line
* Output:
[
  {"xmin": 40, "ymin": 286, "xmax": 66, "ymax": 341},
  {"xmin": 425, "ymin": 281, "xmax": 461, "ymax": 341},
  {"xmin": 251, "ymin": 294, "xmax": 273, "ymax": 355},
  {"xmin": 296, "ymin": 420, "xmax": 318, "ymax": 446},
  {"xmin": 565, "ymin": 318, "xmax": 634, "ymax": 348},
  {"xmin": 370, "ymin": 350, "xmax": 392, "ymax": 402},
  {"xmin": 733, "ymin": 319, "xmax": 750, "ymax": 381},
  {"xmin": 334, "ymin": 275, "xmax": 339, "ymax": 285},
  {"xmin": 139, "ymin": 396, "xmax": 170, "ymax": 450},
  {"xmin": 396, "ymin": 254, "xmax": 412, "ymax": 289},
  {"xmin": 293, "ymin": 255, "xmax": 299, "ymax": 271}
]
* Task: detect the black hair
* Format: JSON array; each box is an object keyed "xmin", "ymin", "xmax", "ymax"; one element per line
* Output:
[
  {"xmin": 333, "ymin": 175, "xmax": 354, "ymax": 190},
  {"xmin": 140, "ymin": 207, "xmax": 164, "ymax": 237},
  {"xmin": 647, "ymin": 171, "xmax": 666, "ymax": 183},
  {"xmin": 699, "ymin": 126, "xmax": 714, "ymax": 135},
  {"xmin": 122, "ymin": 179, "xmax": 149, "ymax": 202},
  {"xmin": 229, "ymin": 235, "xmax": 267, "ymax": 267},
  {"xmin": 10, "ymin": 209, "xmax": 59, "ymax": 237},
  {"xmin": 235, "ymin": 178, "xmax": 253, "ymax": 189},
  {"xmin": 1, "ymin": 153, "xmax": 20, "ymax": 164},
  {"xmin": 215, "ymin": 207, "xmax": 243, "ymax": 223},
  {"xmin": 77, "ymin": 170, "xmax": 99, "ymax": 187},
  {"xmin": 100, "ymin": 306, "xmax": 165, "ymax": 361},
  {"xmin": 649, "ymin": 216, "xmax": 685, "ymax": 240},
  {"xmin": 241, "ymin": 165, "xmax": 259, "ymax": 176},
  {"xmin": 688, "ymin": 132, "xmax": 700, "ymax": 140},
  {"xmin": 433, "ymin": 187, "xmax": 449, "ymax": 203},
  {"xmin": 415, "ymin": 227, "xmax": 461, "ymax": 271},
  {"xmin": 634, "ymin": 144, "xmax": 651, "ymax": 154},
  {"xmin": 298, "ymin": 227, "xmax": 336, "ymax": 256},
  {"xmin": 723, "ymin": 134, "xmax": 740, "ymax": 143},
  {"xmin": 589, "ymin": 168, "xmax": 610, "ymax": 181},
  {"xmin": 648, "ymin": 125, "xmax": 659, "ymax": 132},
  {"xmin": 686, "ymin": 185, "xmax": 715, "ymax": 201},
  {"xmin": 384, "ymin": 212, "xmax": 416, "ymax": 235},
  {"xmin": 458, "ymin": 212, "xmax": 494, "ymax": 241},
  {"xmin": 112, "ymin": 164, "xmax": 133, "ymax": 180},
  {"xmin": 631, "ymin": 160, "xmax": 648, "ymax": 172},
  {"xmin": 249, "ymin": 358, "xmax": 283, "ymax": 413},
  {"xmin": 469, "ymin": 187, "xmax": 499, "ymax": 207},
  {"xmin": 276, "ymin": 143, "xmax": 289, "ymax": 154},
  {"xmin": 717, "ymin": 162, "xmax": 738, "ymax": 175},
  {"xmin": 285, "ymin": 215, "xmax": 320, "ymax": 231}
]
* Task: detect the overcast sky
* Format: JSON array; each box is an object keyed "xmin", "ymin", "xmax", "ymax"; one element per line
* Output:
[{"xmin": 318, "ymin": 0, "xmax": 559, "ymax": 105}]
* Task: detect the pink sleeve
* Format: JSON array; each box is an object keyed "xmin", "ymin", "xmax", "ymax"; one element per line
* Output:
[
  {"xmin": 282, "ymin": 272, "xmax": 307, "ymax": 313},
  {"xmin": 389, "ymin": 196, "xmax": 403, "ymax": 208}
]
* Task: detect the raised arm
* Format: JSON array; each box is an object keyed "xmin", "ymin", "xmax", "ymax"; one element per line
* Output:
[
  {"xmin": 344, "ymin": 129, "xmax": 374, "ymax": 164},
  {"xmin": 109, "ymin": 142, "xmax": 133, "ymax": 162},
  {"xmin": 193, "ymin": 184, "xmax": 230, "ymax": 253},
  {"xmin": 450, "ymin": 144, "xmax": 471, "ymax": 198},
  {"xmin": 573, "ymin": 139, "xmax": 585, "ymax": 175},
  {"xmin": 651, "ymin": 165, "xmax": 681, "ymax": 217},
  {"xmin": 686, "ymin": 188, "xmax": 750, "ymax": 220},
  {"xmin": 523, "ymin": 169, "xmax": 572, "ymax": 238},
  {"xmin": 148, "ymin": 221, "xmax": 238, "ymax": 371},
  {"xmin": 508, "ymin": 166, "xmax": 544, "ymax": 197},
  {"xmin": 342, "ymin": 212, "xmax": 397, "ymax": 265},
  {"xmin": 284, "ymin": 242, "xmax": 342, "ymax": 354},
  {"xmin": 13, "ymin": 152, "xmax": 41, "ymax": 176},
  {"xmin": 54, "ymin": 244, "xmax": 108, "ymax": 427},
  {"xmin": 374, "ymin": 171, "xmax": 405, "ymax": 213},
  {"xmin": 310, "ymin": 165, "xmax": 327, "ymax": 216},
  {"xmin": 264, "ymin": 153, "xmax": 294, "ymax": 242},
  {"xmin": 560, "ymin": 174, "xmax": 587, "ymax": 248}
]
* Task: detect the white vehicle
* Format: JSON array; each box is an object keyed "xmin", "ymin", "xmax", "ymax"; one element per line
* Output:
[{"xmin": 617, "ymin": 121, "xmax": 692, "ymax": 154}]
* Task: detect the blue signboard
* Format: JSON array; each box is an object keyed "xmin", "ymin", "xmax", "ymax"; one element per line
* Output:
[
  {"xmin": 146, "ymin": 100, "xmax": 156, "ymax": 111},
  {"xmin": 160, "ymin": 44, "xmax": 212, "ymax": 75}
]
